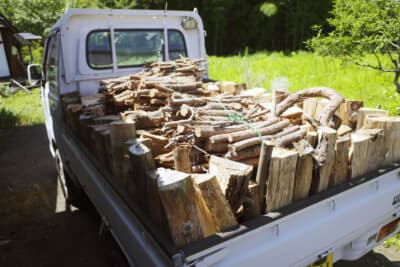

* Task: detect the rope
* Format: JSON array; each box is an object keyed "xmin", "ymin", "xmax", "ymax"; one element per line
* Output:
[
  {"xmin": 218, "ymin": 99, "xmax": 263, "ymax": 143},
  {"xmin": 173, "ymin": 62, "xmax": 182, "ymax": 93}
]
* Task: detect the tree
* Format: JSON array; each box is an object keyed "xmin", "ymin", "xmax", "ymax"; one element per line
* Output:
[{"xmin": 309, "ymin": 0, "xmax": 400, "ymax": 93}]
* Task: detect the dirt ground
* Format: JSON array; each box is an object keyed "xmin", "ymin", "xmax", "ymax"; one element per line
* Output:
[{"xmin": 0, "ymin": 124, "xmax": 399, "ymax": 267}]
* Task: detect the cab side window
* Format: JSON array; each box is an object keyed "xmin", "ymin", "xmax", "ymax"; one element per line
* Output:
[{"xmin": 45, "ymin": 37, "xmax": 59, "ymax": 94}]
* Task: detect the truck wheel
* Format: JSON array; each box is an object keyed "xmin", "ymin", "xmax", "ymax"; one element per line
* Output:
[{"xmin": 55, "ymin": 149, "xmax": 92, "ymax": 210}]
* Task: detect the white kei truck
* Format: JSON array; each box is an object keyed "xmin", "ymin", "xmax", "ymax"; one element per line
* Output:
[{"xmin": 36, "ymin": 8, "xmax": 400, "ymax": 267}]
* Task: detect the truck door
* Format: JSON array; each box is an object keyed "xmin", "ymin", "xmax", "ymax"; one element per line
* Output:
[{"xmin": 41, "ymin": 33, "xmax": 59, "ymax": 157}]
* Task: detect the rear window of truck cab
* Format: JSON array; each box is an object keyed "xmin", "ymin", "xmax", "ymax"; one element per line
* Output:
[{"xmin": 86, "ymin": 29, "xmax": 187, "ymax": 69}]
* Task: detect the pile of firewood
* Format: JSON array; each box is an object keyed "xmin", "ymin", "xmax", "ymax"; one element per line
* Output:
[{"xmin": 61, "ymin": 57, "xmax": 400, "ymax": 248}]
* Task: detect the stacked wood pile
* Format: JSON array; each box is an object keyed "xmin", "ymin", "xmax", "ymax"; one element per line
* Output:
[{"xmin": 61, "ymin": 57, "xmax": 400, "ymax": 248}]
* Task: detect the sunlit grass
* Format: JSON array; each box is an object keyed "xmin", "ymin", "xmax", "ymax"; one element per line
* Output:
[
  {"xmin": 209, "ymin": 51, "xmax": 400, "ymax": 116},
  {"xmin": 384, "ymin": 233, "xmax": 400, "ymax": 250},
  {"xmin": 0, "ymin": 87, "xmax": 44, "ymax": 128}
]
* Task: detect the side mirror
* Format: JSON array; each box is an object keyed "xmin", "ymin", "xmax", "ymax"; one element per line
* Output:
[{"xmin": 27, "ymin": 64, "xmax": 42, "ymax": 86}]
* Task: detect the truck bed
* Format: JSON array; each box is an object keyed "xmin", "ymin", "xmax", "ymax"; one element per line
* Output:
[{"xmin": 57, "ymin": 118, "xmax": 400, "ymax": 266}]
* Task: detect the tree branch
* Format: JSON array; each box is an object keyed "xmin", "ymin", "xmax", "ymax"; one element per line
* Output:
[
  {"xmin": 390, "ymin": 42, "xmax": 400, "ymax": 50},
  {"xmin": 344, "ymin": 58, "xmax": 397, "ymax": 73},
  {"xmin": 373, "ymin": 52, "xmax": 384, "ymax": 70},
  {"xmin": 389, "ymin": 53, "xmax": 398, "ymax": 68}
]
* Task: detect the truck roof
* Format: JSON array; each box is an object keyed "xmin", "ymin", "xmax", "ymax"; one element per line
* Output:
[{"xmin": 51, "ymin": 8, "xmax": 202, "ymax": 32}]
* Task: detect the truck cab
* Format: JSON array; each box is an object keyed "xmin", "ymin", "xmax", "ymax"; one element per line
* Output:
[{"xmin": 38, "ymin": 8, "xmax": 400, "ymax": 267}]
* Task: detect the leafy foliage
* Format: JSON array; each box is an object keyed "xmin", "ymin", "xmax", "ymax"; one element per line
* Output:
[
  {"xmin": 0, "ymin": 0, "xmax": 332, "ymax": 55},
  {"xmin": 309, "ymin": 0, "xmax": 400, "ymax": 93}
]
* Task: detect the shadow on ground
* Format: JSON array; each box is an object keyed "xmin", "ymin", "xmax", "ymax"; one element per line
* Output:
[
  {"xmin": 0, "ymin": 125, "xmax": 128, "ymax": 267},
  {"xmin": 0, "ymin": 107, "xmax": 20, "ymax": 129}
]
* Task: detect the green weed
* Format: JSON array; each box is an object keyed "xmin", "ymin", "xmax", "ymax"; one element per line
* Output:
[
  {"xmin": 0, "ymin": 88, "xmax": 44, "ymax": 129},
  {"xmin": 384, "ymin": 233, "xmax": 400, "ymax": 250}
]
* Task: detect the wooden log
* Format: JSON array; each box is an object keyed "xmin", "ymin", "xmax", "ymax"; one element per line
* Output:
[
  {"xmin": 208, "ymin": 120, "xmax": 278, "ymax": 143},
  {"xmin": 150, "ymin": 98, "xmax": 168, "ymax": 105},
  {"xmin": 217, "ymin": 81, "xmax": 240, "ymax": 94},
  {"xmin": 343, "ymin": 100, "xmax": 363, "ymax": 129},
  {"xmin": 81, "ymin": 94, "xmax": 105, "ymax": 107},
  {"xmin": 99, "ymin": 129, "xmax": 111, "ymax": 171},
  {"xmin": 293, "ymin": 152, "xmax": 313, "ymax": 201},
  {"xmin": 196, "ymin": 115, "xmax": 231, "ymax": 122},
  {"xmin": 227, "ymin": 119, "xmax": 288, "ymax": 143},
  {"xmin": 123, "ymin": 139, "xmax": 136, "ymax": 195},
  {"xmin": 173, "ymin": 144, "xmax": 192, "ymax": 173},
  {"xmin": 225, "ymin": 145, "xmax": 261, "ymax": 161},
  {"xmin": 239, "ymin": 157, "xmax": 259, "ymax": 167},
  {"xmin": 275, "ymin": 87, "xmax": 345, "ymax": 126},
  {"xmin": 177, "ymin": 124, "xmax": 191, "ymax": 135},
  {"xmin": 206, "ymin": 119, "xmax": 278, "ymax": 144},
  {"xmin": 356, "ymin": 107, "xmax": 389, "ymax": 129},
  {"xmin": 134, "ymin": 89, "xmax": 171, "ymax": 99},
  {"xmin": 83, "ymin": 104, "xmax": 105, "ymax": 116},
  {"xmin": 140, "ymin": 132, "xmax": 168, "ymax": 145},
  {"xmin": 128, "ymin": 141, "xmax": 155, "ymax": 211},
  {"xmin": 358, "ymin": 129, "xmax": 385, "ymax": 173},
  {"xmin": 255, "ymin": 141, "xmax": 274, "ymax": 213},
  {"xmin": 110, "ymin": 121, "xmax": 136, "ymax": 186},
  {"xmin": 61, "ymin": 93, "xmax": 80, "ymax": 115},
  {"xmin": 196, "ymin": 109, "xmax": 233, "ymax": 117},
  {"xmin": 204, "ymin": 139, "xmax": 228, "ymax": 153},
  {"xmin": 330, "ymin": 136, "xmax": 350, "ymax": 186},
  {"xmin": 314, "ymin": 127, "xmax": 337, "ymax": 192},
  {"xmin": 155, "ymin": 152, "xmax": 174, "ymax": 168},
  {"xmin": 349, "ymin": 133, "xmax": 370, "ymax": 179},
  {"xmin": 364, "ymin": 116, "xmax": 400, "ymax": 166},
  {"xmin": 244, "ymin": 182, "xmax": 262, "ymax": 219},
  {"xmin": 281, "ymin": 106, "xmax": 303, "ymax": 120},
  {"xmin": 314, "ymin": 99, "xmax": 329, "ymax": 122},
  {"xmin": 157, "ymin": 168, "xmax": 216, "ymax": 247},
  {"xmin": 78, "ymin": 114, "xmax": 94, "ymax": 141},
  {"xmin": 169, "ymin": 97, "xmax": 207, "ymax": 106},
  {"xmin": 192, "ymin": 173, "xmax": 238, "ymax": 232},
  {"xmin": 275, "ymin": 129, "xmax": 307, "ymax": 147},
  {"xmin": 145, "ymin": 170, "xmax": 169, "ymax": 233},
  {"xmin": 93, "ymin": 114, "xmax": 120, "ymax": 125},
  {"xmin": 65, "ymin": 103, "xmax": 83, "ymax": 133},
  {"xmin": 265, "ymin": 147, "xmax": 298, "ymax": 212},
  {"xmin": 205, "ymin": 102, "xmax": 242, "ymax": 111},
  {"xmin": 307, "ymin": 131, "xmax": 318, "ymax": 148},
  {"xmin": 195, "ymin": 124, "xmax": 248, "ymax": 138},
  {"xmin": 273, "ymin": 90, "xmax": 288, "ymax": 105},
  {"xmin": 209, "ymin": 156, "xmax": 253, "ymax": 213},
  {"xmin": 337, "ymin": 124, "xmax": 352, "ymax": 136},
  {"xmin": 122, "ymin": 110, "xmax": 165, "ymax": 129},
  {"xmin": 229, "ymin": 125, "xmax": 300, "ymax": 153},
  {"xmin": 93, "ymin": 125, "xmax": 110, "ymax": 166},
  {"xmin": 303, "ymin": 98, "xmax": 318, "ymax": 119},
  {"xmin": 157, "ymin": 168, "xmax": 204, "ymax": 247}
]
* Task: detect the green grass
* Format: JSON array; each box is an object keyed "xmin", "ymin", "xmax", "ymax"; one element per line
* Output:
[
  {"xmin": 383, "ymin": 233, "xmax": 400, "ymax": 250},
  {"xmin": 0, "ymin": 87, "xmax": 44, "ymax": 129},
  {"xmin": 209, "ymin": 51, "xmax": 400, "ymax": 116}
]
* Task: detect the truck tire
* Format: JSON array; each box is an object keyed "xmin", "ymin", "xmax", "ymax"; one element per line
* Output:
[{"xmin": 55, "ymin": 149, "xmax": 92, "ymax": 210}]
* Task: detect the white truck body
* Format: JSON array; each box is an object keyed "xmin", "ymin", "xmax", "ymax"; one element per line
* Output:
[{"xmin": 40, "ymin": 8, "xmax": 400, "ymax": 267}]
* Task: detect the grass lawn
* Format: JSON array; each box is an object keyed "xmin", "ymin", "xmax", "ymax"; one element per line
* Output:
[
  {"xmin": 0, "ymin": 87, "xmax": 44, "ymax": 129},
  {"xmin": 209, "ymin": 51, "xmax": 400, "ymax": 116}
]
